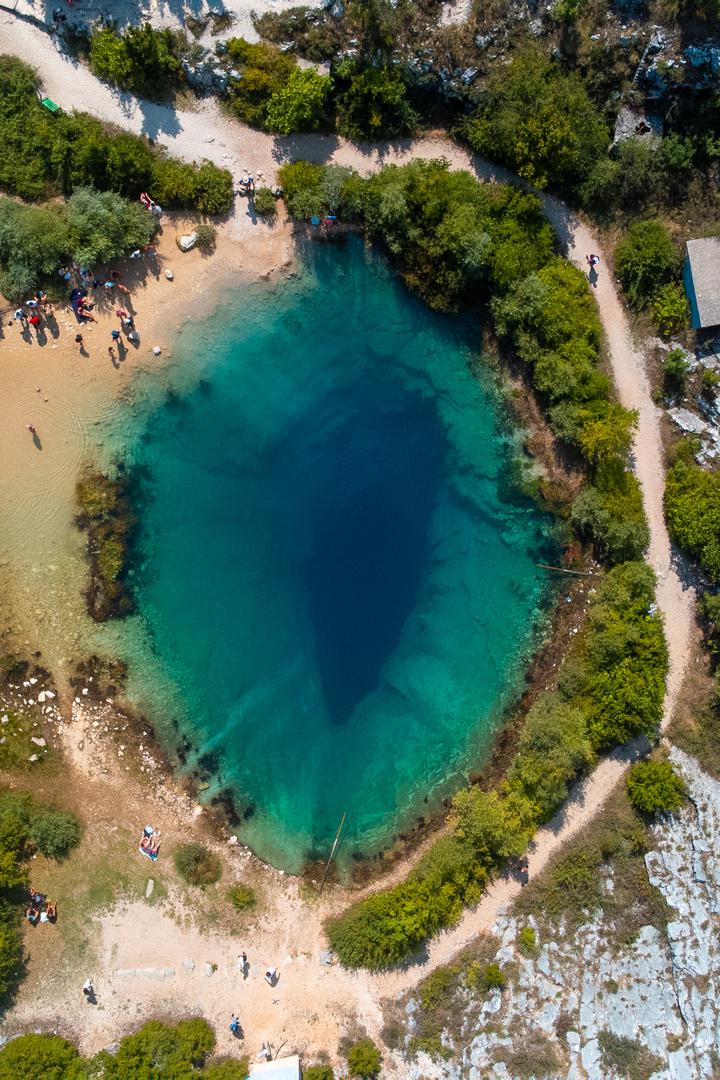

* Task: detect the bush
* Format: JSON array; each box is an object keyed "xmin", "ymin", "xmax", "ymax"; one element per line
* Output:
[
  {"xmin": 194, "ymin": 223, "xmax": 217, "ymax": 252},
  {"xmin": 224, "ymin": 38, "xmax": 296, "ymax": 127},
  {"xmin": 334, "ymin": 60, "xmax": 417, "ymax": 141},
  {"xmin": 303, "ymin": 1067, "xmax": 335, "ymax": 1080},
  {"xmin": 615, "ymin": 220, "xmax": 679, "ymax": 309},
  {"xmin": 89, "ymin": 23, "xmax": 185, "ymax": 99},
  {"xmin": 174, "ymin": 842, "xmax": 221, "ymax": 886},
  {"xmin": 517, "ymin": 926, "xmax": 537, "ymax": 955},
  {"xmin": 346, "ymin": 1038, "xmax": 381, "ymax": 1079},
  {"xmin": 253, "ymin": 187, "xmax": 278, "ymax": 216},
  {"xmin": 0, "ymin": 199, "xmax": 70, "ymax": 300},
  {"xmin": 0, "ymin": 1034, "xmax": 83, "ymax": 1080},
  {"xmin": 480, "ymin": 962, "xmax": 505, "ymax": 990},
  {"xmin": 626, "ymin": 760, "xmax": 686, "ymax": 815},
  {"xmin": 0, "ymin": 58, "xmax": 232, "ymax": 215},
  {"xmin": 464, "ymin": 52, "xmax": 608, "ymax": 192},
  {"xmin": 652, "ymin": 283, "xmax": 690, "ymax": 337},
  {"xmin": 228, "ymin": 882, "xmax": 256, "ymax": 911},
  {"xmin": 203, "ymin": 1059, "xmax": 251, "ymax": 1079},
  {"xmin": 26, "ymin": 807, "xmax": 81, "ymax": 861},
  {"xmin": 665, "ymin": 460, "xmax": 720, "ymax": 580},
  {"xmin": 67, "ymin": 186, "xmax": 157, "ymax": 265},
  {"xmin": 663, "ymin": 346, "xmax": 689, "ymax": 399},
  {"xmin": 265, "ymin": 67, "xmax": 331, "ymax": 134}
]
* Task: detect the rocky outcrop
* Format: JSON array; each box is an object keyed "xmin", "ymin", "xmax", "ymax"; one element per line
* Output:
[{"xmin": 395, "ymin": 748, "xmax": 720, "ymax": 1080}]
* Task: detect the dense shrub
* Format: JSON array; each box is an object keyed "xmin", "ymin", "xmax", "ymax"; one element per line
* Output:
[
  {"xmin": 0, "ymin": 1020, "xmax": 246, "ymax": 1077},
  {"xmin": 346, "ymin": 1038, "xmax": 382, "ymax": 1079},
  {"xmin": 614, "ymin": 220, "xmax": 679, "ymax": 309},
  {"xmin": 651, "ymin": 283, "xmax": 690, "ymax": 337},
  {"xmin": 0, "ymin": 56, "xmax": 233, "ymax": 215},
  {"xmin": 479, "ymin": 962, "xmax": 505, "ymax": 990},
  {"xmin": 194, "ymin": 223, "xmax": 217, "ymax": 253},
  {"xmin": 67, "ymin": 186, "xmax": 157, "ymax": 265},
  {"xmin": 224, "ymin": 38, "xmax": 295, "ymax": 127},
  {"xmin": 253, "ymin": 187, "xmax": 278, "ymax": 216},
  {"xmin": 334, "ymin": 60, "xmax": 417, "ymax": 141},
  {"xmin": 89, "ymin": 23, "xmax": 185, "ymax": 99},
  {"xmin": 0, "ymin": 1034, "xmax": 84, "ymax": 1080},
  {"xmin": 0, "ymin": 200, "xmax": 69, "ymax": 298},
  {"xmin": 26, "ymin": 808, "xmax": 81, "ymax": 861},
  {"xmin": 174, "ymin": 842, "xmax": 222, "ymax": 886},
  {"xmin": 626, "ymin": 760, "xmax": 685, "ymax": 815},
  {"xmin": 264, "ymin": 67, "xmax": 332, "ymax": 135},
  {"xmin": 665, "ymin": 461, "xmax": 720, "ymax": 580},
  {"xmin": 326, "ymin": 836, "xmax": 485, "ymax": 969},
  {"xmin": 663, "ymin": 346, "xmax": 689, "ymax": 399},
  {"xmin": 464, "ymin": 52, "xmax": 608, "ymax": 192},
  {"xmin": 303, "ymin": 1066, "xmax": 335, "ymax": 1080}
]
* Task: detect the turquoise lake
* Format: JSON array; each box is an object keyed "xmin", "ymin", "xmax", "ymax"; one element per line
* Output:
[{"xmin": 117, "ymin": 238, "xmax": 556, "ymax": 873}]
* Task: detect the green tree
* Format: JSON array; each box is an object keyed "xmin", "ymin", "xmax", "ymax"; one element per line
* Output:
[
  {"xmin": 465, "ymin": 52, "xmax": 608, "ymax": 191},
  {"xmin": 651, "ymin": 283, "xmax": 690, "ymax": 338},
  {"xmin": 0, "ymin": 1034, "xmax": 84, "ymax": 1080},
  {"xmin": 192, "ymin": 161, "xmax": 235, "ymax": 216},
  {"xmin": 253, "ymin": 187, "xmax": 277, "ymax": 216},
  {"xmin": 0, "ymin": 199, "xmax": 69, "ymax": 298},
  {"xmin": 202, "ymin": 1059, "xmax": 251, "ymax": 1079},
  {"xmin": 578, "ymin": 403, "xmax": 637, "ymax": 465},
  {"xmin": 665, "ymin": 461, "xmax": 720, "ymax": 579},
  {"xmin": 662, "ymin": 346, "xmax": 689, "ymax": 399},
  {"xmin": 89, "ymin": 27, "xmax": 134, "ymax": 90},
  {"xmin": 626, "ymin": 760, "xmax": 685, "ymax": 815},
  {"xmin": 346, "ymin": 1038, "xmax": 381, "ymax": 1079},
  {"xmin": 303, "ymin": 1066, "xmax": 335, "ymax": 1080},
  {"xmin": 451, "ymin": 788, "xmax": 533, "ymax": 865},
  {"xmin": 506, "ymin": 696, "xmax": 594, "ymax": 820},
  {"xmin": 27, "ymin": 807, "xmax": 81, "ymax": 860},
  {"xmin": 225, "ymin": 38, "xmax": 295, "ymax": 127},
  {"xmin": 615, "ymin": 220, "xmax": 679, "ymax": 309},
  {"xmin": 265, "ymin": 68, "xmax": 331, "ymax": 134},
  {"xmin": 335, "ymin": 61, "xmax": 417, "ymax": 141},
  {"xmin": 89, "ymin": 23, "xmax": 184, "ymax": 99},
  {"xmin": 98, "ymin": 1018, "xmax": 215, "ymax": 1078},
  {"xmin": 66, "ymin": 186, "xmax": 157, "ymax": 265}
]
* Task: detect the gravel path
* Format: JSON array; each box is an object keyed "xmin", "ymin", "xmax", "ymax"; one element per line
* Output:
[{"xmin": 0, "ymin": 14, "xmax": 696, "ymax": 1042}]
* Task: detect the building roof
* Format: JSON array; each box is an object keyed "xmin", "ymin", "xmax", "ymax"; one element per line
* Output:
[
  {"xmin": 249, "ymin": 1055, "xmax": 301, "ymax": 1080},
  {"xmin": 684, "ymin": 237, "xmax": 720, "ymax": 329}
]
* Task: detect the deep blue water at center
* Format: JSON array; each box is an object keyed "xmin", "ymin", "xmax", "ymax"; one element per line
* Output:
[{"xmin": 117, "ymin": 238, "xmax": 556, "ymax": 872}]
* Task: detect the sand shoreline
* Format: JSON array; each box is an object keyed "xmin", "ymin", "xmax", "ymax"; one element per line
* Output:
[{"xmin": 0, "ymin": 205, "xmax": 295, "ymax": 682}]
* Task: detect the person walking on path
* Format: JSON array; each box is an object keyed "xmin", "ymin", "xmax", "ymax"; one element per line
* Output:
[
  {"xmin": 82, "ymin": 978, "xmax": 96, "ymax": 1004},
  {"xmin": 229, "ymin": 1014, "xmax": 241, "ymax": 1036}
]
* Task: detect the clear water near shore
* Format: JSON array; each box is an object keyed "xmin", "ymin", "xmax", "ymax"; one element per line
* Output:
[{"xmin": 113, "ymin": 238, "xmax": 556, "ymax": 872}]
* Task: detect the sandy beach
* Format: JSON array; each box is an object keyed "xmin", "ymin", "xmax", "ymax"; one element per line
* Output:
[{"xmin": 0, "ymin": 207, "xmax": 294, "ymax": 684}]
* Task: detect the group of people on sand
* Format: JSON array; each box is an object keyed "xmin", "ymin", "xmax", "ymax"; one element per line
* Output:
[
  {"xmin": 11, "ymin": 291, "xmax": 55, "ymax": 332},
  {"xmin": 26, "ymin": 886, "xmax": 57, "ymax": 926}
]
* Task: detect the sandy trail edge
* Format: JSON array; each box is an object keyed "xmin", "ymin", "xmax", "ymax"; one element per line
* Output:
[{"xmin": 0, "ymin": 16, "xmax": 695, "ymax": 1056}]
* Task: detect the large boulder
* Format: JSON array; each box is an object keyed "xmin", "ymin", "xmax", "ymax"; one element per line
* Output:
[{"xmin": 177, "ymin": 232, "xmax": 198, "ymax": 252}]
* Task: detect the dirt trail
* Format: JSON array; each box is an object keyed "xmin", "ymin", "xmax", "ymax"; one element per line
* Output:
[{"xmin": 0, "ymin": 16, "xmax": 695, "ymax": 1056}]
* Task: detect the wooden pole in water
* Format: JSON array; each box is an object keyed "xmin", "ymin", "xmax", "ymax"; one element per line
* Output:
[{"xmin": 319, "ymin": 812, "xmax": 347, "ymax": 896}]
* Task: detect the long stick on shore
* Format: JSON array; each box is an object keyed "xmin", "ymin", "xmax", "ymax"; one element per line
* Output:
[
  {"xmin": 319, "ymin": 812, "xmax": 347, "ymax": 895},
  {"xmin": 536, "ymin": 563, "xmax": 599, "ymax": 577}
]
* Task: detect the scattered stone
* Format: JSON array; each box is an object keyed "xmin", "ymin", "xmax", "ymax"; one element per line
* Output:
[
  {"xmin": 177, "ymin": 232, "xmax": 198, "ymax": 252},
  {"xmin": 30, "ymin": 737, "xmax": 46, "ymax": 747},
  {"xmin": 145, "ymin": 878, "xmax": 154, "ymax": 898},
  {"xmin": 204, "ymin": 962, "xmax": 214, "ymax": 977},
  {"xmin": 183, "ymin": 959, "xmax": 195, "ymax": 971}
]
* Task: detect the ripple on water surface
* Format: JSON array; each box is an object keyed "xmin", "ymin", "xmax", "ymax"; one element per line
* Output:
[{"xmin": 116, "ymin": 239, "xmax": 557, "ymax": 872}]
